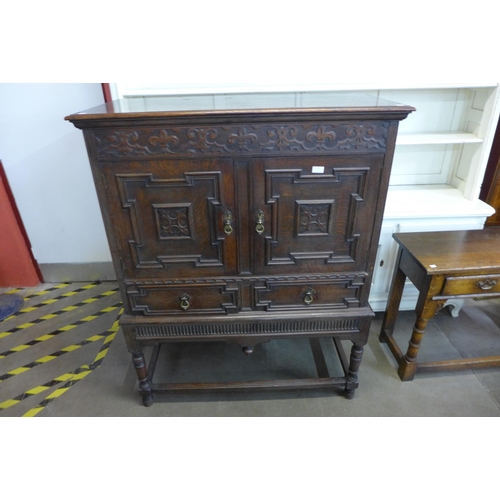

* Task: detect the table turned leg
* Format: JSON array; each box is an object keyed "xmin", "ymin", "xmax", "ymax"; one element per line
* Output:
[
  {"xmin": 344, "ymin": 343, "xmax": 364, "ymax": 399},
  {"xmin": 380, "ymin": 247, "xmax": 406, "ymax": 343},
  {"xmin": 397, "ymin": 277, "xmax": 442, "ymax": 381}
]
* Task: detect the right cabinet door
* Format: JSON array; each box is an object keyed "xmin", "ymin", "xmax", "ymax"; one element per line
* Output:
[{"xmin": 251, "ymin": 155, "xmax": 385, "ymax": 276}]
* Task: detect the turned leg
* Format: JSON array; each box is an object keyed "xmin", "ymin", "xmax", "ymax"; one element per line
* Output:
[
  {"xmin": 344, "ymin": 343, "xmax": 364, "ymax": 399},
  {"xmin": 397, "ymin": 276, "xmax": 443, "ymax": 381},
  {"xmin": 380, "ymin": 247, "xmax": 406, "ymax": 343},
  {"xmin": 132, "ymin": 350, "xmax": 154, "ymax": 407}
]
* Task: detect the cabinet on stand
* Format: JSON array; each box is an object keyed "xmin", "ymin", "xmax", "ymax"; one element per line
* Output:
[{"xmin": 67, "ymin": 95, "xmax": 413, "ymax": 405}]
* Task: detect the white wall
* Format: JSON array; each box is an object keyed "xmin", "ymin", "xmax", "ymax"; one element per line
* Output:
[{"xmin": 0, "ymin": 84, "xmax": 111, "ymax": 265}]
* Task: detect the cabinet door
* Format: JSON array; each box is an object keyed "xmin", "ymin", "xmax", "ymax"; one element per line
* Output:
[
  {"xmin": 102, "ymin": 158, "xmax": 237, "ymax": 279},
  {"xmin": 252, "ymin": 155, "xmax": 385, "ymax": 275}
]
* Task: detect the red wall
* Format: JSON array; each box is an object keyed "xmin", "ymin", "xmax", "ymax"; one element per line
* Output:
[{"xmin": 0, "ymin": 161, "xmax": 41, "ymax": 287}]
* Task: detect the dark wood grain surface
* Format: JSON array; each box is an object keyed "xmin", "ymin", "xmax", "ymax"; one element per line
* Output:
[
  {"xmin": 393, "ymin": 228, "xmax": 500, "ymax": 274},
  {"xmin": 68, "ymin": 95, "xmax": 413, "ymax": 403}
]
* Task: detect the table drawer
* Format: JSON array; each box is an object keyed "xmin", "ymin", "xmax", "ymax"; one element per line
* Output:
[
  {"xmin": 126, "ymin": 282, "xmax": 239, "ymax": 315},
  {"xmin": 253, "ymin": 277, "xmax": 366, "ymax": 311},
  {"xmin": 441, "ymin": 274, "xmax": 500, "ymax": 297}
]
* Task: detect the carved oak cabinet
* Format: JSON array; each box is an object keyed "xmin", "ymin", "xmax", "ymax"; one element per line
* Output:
[{"xmin": 66, "ymin": 95, "xmax": 413, "ymax": 405}]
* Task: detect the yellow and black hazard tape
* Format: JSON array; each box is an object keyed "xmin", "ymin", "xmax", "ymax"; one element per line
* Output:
[
  {"xmin": 23, "ymin": 309, "xmax": 123, "ymax": 417},
  {"xmin": 0, "ymin": 308, "xmax": 123, "ymax": 414},
  {"xmin": 3, "ymin": 283, "xmax": 70, "ymax": 298},
  {"xmin": 0, "ymin": 288, "xmax": 119, "ymax": 341},
  {"xmin": 0, "ymin": 371, "xmax": 83, "ymax": 410},
  {"xmin": 1, "ymin": 283, "xmax": 100, "ymax": 323},
  {"xmin": 0, "ymin": 300, "xmax": 122, "ymax": 370},
  {"xmin": 0, "ymin": 297, "xmax": 121, "ymax": 359}
]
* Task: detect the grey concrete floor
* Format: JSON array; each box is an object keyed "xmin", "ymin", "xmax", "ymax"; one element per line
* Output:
[{"xmin": 1, "ymin": 282, "xmax": 499, "ymax": 417}]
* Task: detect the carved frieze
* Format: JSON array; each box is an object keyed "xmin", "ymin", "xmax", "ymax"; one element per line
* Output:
[
  {"xmin": 136, "ymin": 318, "xmax": 360, "ymax": 337},
  {"xmin": 93, "ymin": 122, "xmax": 388, "ymax": 158}
]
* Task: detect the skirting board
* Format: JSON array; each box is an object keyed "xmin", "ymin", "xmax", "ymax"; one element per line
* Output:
[{"xmin": 39, "ymin": 262, "xmax": 116, "ymax": 282}]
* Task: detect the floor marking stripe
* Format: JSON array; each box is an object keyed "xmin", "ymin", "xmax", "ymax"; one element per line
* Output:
[
  {"xmin": 21, "ymin": 309, "xmax": 124, "ymax": 417},
  {"xmin": 0, "ymin": 284, "xmax": 73, "ymax": 322},
  {"xmin": 0, "ymin": 300, "xmax": 121, "ymax": 359},
  {"xmin": 0, "ymin": 309, "xmax": 123, "ymax": 414},
  {"xmin": 0, "ymin": 283, "xmax": 101, "ymax": 323},
  {"xmin": 0, "ymin": 369, "xmax": 86, "ymax": 411},
  {"xmin": 0, "ymin": 288, "xmax": 119, "ymax": 340},
  {"xmin": 0, "ymin": 302, "xmax": 121, "ymax": 372}
]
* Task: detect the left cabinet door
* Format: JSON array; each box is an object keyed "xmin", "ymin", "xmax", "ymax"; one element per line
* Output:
[{"xmin": 100, "ymin": 158, "xmax": 237, "ymax": 279}]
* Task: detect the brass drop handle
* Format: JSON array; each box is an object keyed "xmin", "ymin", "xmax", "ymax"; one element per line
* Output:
[
  {"xmin": 224, "ymin": 210, "xmax": 233, "ymax": 235},
  {"xmin": 303, "ymin": 287, "xmax": 315, "ymax": 305},
  {"xmin": 179, "ymin": 293, "xmax": 191, "ymax": 310},
  {"xmin": 478, "ymin": 279, "xmax": 497, "ymax": 290},
  {"xmin": 255, "ymin": 210, "xmax": 265, "ymax": 235}
]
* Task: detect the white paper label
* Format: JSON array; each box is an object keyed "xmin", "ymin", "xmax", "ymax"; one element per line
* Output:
[{"xmin": 312, "ymin": 166, "xmax": 325, "ymax": 173}]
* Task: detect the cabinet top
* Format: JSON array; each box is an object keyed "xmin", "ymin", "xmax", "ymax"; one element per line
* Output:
[{"xmin": 65, "ymin": 94, "xmax": 414, "ymax": 127}]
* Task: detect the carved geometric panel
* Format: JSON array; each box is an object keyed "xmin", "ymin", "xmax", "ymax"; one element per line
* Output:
[
  {"xmin": 251, "ymin": 154, "xmax": 385, "ymax": 275},
  {"xmin": 106, "ymin": 157, "xmax": 237, "ymax": 278},
  {"xmin": 295, "ymin": 200, "xmax": 334, "ymax": 236},
  {"xmin": 116, "ymin": 172, "xmax": 223, "ymax": 270},
  {"xmin": 154, "ymin": 203, "xmax": 193, "ymax": 240}
]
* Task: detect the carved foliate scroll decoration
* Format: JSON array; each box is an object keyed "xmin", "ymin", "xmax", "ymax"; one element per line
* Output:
[
  {"xmin": 93, "ymin": 122, "xmax": 388, "ymax": 158},
  {"xmin": 336, "ymin": 124, "xmax": 387, "ymax": 150}
]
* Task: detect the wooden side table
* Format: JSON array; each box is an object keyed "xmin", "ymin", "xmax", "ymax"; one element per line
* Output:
[{"xmin": 379, "ymin": 228, "xmax": 500, "ymax": 381}]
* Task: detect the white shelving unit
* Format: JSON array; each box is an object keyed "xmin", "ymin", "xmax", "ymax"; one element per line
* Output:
[
  {"xmin": 109, "ymin": 83, "xmax": 500, "ymax": 311},
  {"xmin": 370, "ymin": 85, "xmax": 500, "ymax": 311}
]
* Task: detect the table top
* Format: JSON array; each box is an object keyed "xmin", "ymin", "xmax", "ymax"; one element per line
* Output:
[{"xmin": 393, "ymin": 228, "xmax": 500, "ymax": 274}]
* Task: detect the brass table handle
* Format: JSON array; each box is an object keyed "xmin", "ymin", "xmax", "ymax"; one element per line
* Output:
[
  {"xmin": 255, "ymin": 210, "xmax": 265, "ymax": 235},
  {"xmin": 224, "ymin": 210, "xmax": 233, "ymax": 235},
  {"xmin": 478, "ymin": 279, "xmax": 497, "ymax": 290},
  {"xmin": 179, "ymin": 294, "xmax": 191, "ymax": 310},
  {"xmin": 303, "ymin": 288, "xmax": 315, "ymax": 305}
]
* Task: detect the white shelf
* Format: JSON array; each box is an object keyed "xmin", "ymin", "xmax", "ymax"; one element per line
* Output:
[
  {"xmin": 384, "ymin": 185, "xmax": 495, "ymax": 219},
  {"xmin": 396, "ymin": 132, "xmax": 483, "ymax": 146}
]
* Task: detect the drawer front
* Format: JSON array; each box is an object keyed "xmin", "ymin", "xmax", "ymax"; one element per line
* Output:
[
  {"xmin": 126, "ymin": 283, "xmax": 239, "ymax": 316},
  {"xmin": 440, "ymin": 274, "xmax": 500, "ymax": 297},
  {"xmin": 253, "ymin": 277, "xmax": 366, "ymax": 311}
]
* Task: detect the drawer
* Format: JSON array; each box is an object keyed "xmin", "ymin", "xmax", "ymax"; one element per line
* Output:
[
  {"xmin": 126, "ymin": 282, "xmax": 239, "ymax": 315},
  {"xmin": 440, "ymin": 274, "xmax": 500, "ymax": 297},
  {"xmin": 253, "ymin": 277, "xmax": 366, "ymax": 311}
]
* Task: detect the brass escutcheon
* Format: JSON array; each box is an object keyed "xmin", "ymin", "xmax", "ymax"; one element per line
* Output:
[
  {"xmin": 303, "ymin": 287, "xmax": 315, "ymax": 305},
  {"xmin": 179, "ymin": 293, "xmax": 191, "ymax": 310},
  {"xmin": 224, "ymin": 210, "xmax": 233, "ymax": 235},
  {"xmin": 255, "ymin": 210, "xmax": 265, "ymax": 234}
]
